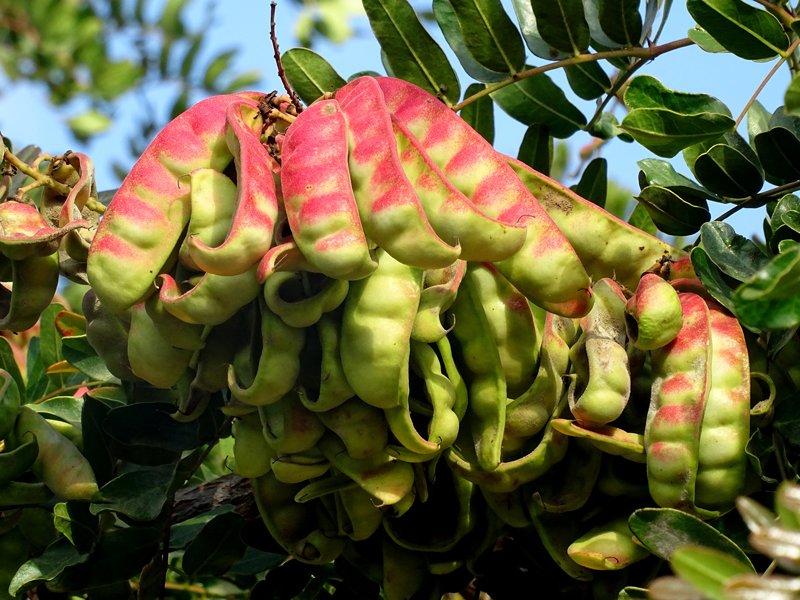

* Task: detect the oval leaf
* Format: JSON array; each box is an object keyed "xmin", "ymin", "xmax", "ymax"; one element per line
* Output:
[
  {"xmin": 448, "ymin": 0, "xmax": 526, "ymax": 74},
  {"xmin": 636, "ymin": 185, "xmax": 710, "ymax": 235},
  {"xmin": 282, "ymin": 48, "xmax": 346, "ymax": 104}
]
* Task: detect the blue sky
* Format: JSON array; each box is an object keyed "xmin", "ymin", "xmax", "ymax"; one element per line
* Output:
[{"xmin": 0, "ymin": 1, "xmax": 788, "ymax": 239}]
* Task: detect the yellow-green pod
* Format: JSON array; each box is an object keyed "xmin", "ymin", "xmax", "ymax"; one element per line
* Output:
[
  {"xmin": 567, "ymin": 518, "xmax": 648, "ymax": 570},
  {"xmin": 318, "ymin": 399, "xmax": 388, "ymax": 459},
  {"xmin": 625, "ymin": 273, "xmax": 683, "ymax": 351},
  {"xmin": 14, "ymin": 407, "xmax": 98, "ymax": 500},
  {"xmin": 127, "ymin": 301, "xmax": 192, "ymax": 388},
  {"xmin": 258, "ymin": 393, "xmax": 325, "ymax": 454},
  {"xmin": 271, "ymin": 452, "xmax": 330, "ymax": 484},
  {"xmin": 232, "ymin": 414, "xmax": 273, "ymax": 478},
  {"xmin": 298, "ymin": 315, "xmax": 354, "ymax": 412},
  {"xmin": 337, "ymin": 487, "xmax": 384, "ymax": 541},
  {"xmin": 263, "ymin": 272, "xmax": 349, "ymax": 328}
]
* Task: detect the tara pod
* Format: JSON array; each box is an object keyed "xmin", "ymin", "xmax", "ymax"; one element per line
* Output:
[
  {"xmin": 87, "ymin": 92, "xmax": 268, "ymax": 312},
  {"xmin": 625, "ymin": 273, "xmax": 683, "ymax": 350},
  {"xmin": 567, "ymin": 518, "xmax": 648, "ymax": 571},
  {"xmin": 377, "ymin": 76, "xmax": 592, "ymax": 317}
]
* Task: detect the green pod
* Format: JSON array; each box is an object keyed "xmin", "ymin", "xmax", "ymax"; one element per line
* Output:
[
  {"xmin": 528, "ymin": 513, "xmax": 594, "ymax": 581},
  {"xmin": 411, "ymin": 261, "xmax": 466, "ymax": 343},
  {"xmin": 447, "ymin": 418, "xmax": 568, "ymax": 493},
  {"xmin": 341, "ymin": 249, "xmax": 422, "ymax": 408},
  {"xmin": 292, "ymin": 528, "xmax": 345, "ymax": 565},
  {"xmin": 264, "ymin": 272, "xmax": 349, "ymax": 328},
  {"xmin": 258, "ymin": 393, "xmax": 325, "ymax": 454},
  {"xmin": 0, "ymin": 253, "xmax": 59, "ymax": 332},
  {"xmin": 569, "ymin": 278, "xmax": 631, "ymax": 426},
  {"xmin": 319, "ymin": 434, "xmax": 414, "ymax": 507},
  {"xmin": 0, "ymin": 436, "xmax": 37, "ymax": 486},
  {"xmin": 436, "ymin": 336, "xmax": 468, "ymax": 421},
  {"xmin": 530, "ymin": 440, "xmax": 602, "ymax": 514},
  {"xmin": 385, "ymin": 341, "xmax": 459, "ymax": 458},
  {"xmin": 567, "ymin": 518, "xmax": 648, "ymax": 571},
  {"xmin": 271, "ymin": 451, "xmax": 330, "ymax": 484},
  {"xmin": 191, "ymin": 314, "xmax": 244, "ymax": 393},
  {"xmin": 450, "ymin": 266, "xmax": 507, "ymax": 471},
  {"xmin": 695, "ymin": 301, "xmax": 750, "ymax": 510},
  {"xmin": 228, "ymin": 302, "xmax": 305, "ymax": 406},
  {"xmin": 177, "ymin": 168, "xmax": 238, "ymax": 270},
  {"xmin": 625, "ymin": 273, "xmax": 683, "ymax": 350},
  {"xmin": 482, "ymin": 489, "xmax": 531, "ymax": 528},
  {"xmin": 232, "ymin": 414, "xmax": 273, "ymax": 478},
  {"xmin": 551, "ymin": 417, "xmax": 646, "ymax": 463},
  {"xmin": 14, "ymin": 406, "xmax": 98, "ymax": 500},
  {"xmin": 337, "ymin": 486, "xmax": 384, "ymax": 541},
  {"xmin": 298, "ymin": 315, "xmax": 354, "ymax": 412},
  {"xmin": 158, "ymin": 264, "xmax": 261, "ymax": 326},
  {"xmin": 83, "ymin": 289, "xmax": 136, "ymax": 381},
  {"xmin": 127, "ymin": 301, "xmax": 192, "ymax": 388},
  {"xmin": 45, "ymin": 419, "xmax": 82, "ymax": 449},
  {"xmin": 143, "ymin": 293, "xmax": 204, "ymax": 351},
  {"xmin": 468, "ymin": 263, "xmax": 540, "ymax": 396},
  {"xmin": 318, "ymin": 399, "xmax": 388, "ymax": 459},
  {"xmin": 382, "ymin": 538, "xmax": 428, "ymax": 600},
  {"xmin": 0, "ymin": 369, "xmax": 21, "ymax": 440},
  {"xmin": 503, "ymin": 313, "xmax": 576, "ymax": 455}
]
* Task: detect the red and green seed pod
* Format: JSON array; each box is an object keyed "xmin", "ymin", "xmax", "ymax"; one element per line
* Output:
[
  {"xmin": 88, "ymin": 93, "xmax": 262, "ymax": 312},
  {"xmin": 336, "ymin": 77, "xmax": 460, "ymax": 269},
  {"xmin": 411, "ymin": 260, "xmax": 466, "ymax": 343},
  {"xmin": 183, "ymin": 101, "xmax": 279, "ymax": 275},
  {"xmin": 695, "ymin": 300, "xmax": 750, "ymax": 510},
  {"xmin": 377, "ymin": 76, "xmax": 591, "ymax": 317},
  {"xmin": 232, "ymin": 413, "xmax": 273, "ymax": 478},
  {"xmin": 0, "ymin": 201, "xmax": 86, "ymax": 260},
  {"xmin": 507, "ymin": 157, "xmax": 682, "ymax": 290},
  {"xmin": 0, "ymin": 252, "xmax": 59, "ymax": 332},
  {"xmin": 645, "ymin": 293, "xmax": 711, "ymax": 513},
  {"xmin": 280, "ymin": 99, "xmax": 376, "ymax": 280},
  {"xmin": 625, "ymin": 273, "xmax": 683, "ymax": 350}
]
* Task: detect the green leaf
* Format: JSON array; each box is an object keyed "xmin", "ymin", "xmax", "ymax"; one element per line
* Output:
[
  {"xmin": 670, "ymin": 545, "xmax": 752, "ymax": 600},
  {"xmin": 282, "ymin": 48, "xmax": 346, "ymax": 105},
  {"xmin": 9, "ymin": 539, "xmax": 88, "ymax": 595},
  {"xmin": 491, "ymin": 72, "xmax": 587, "ymax": 137},
  {"xmin": 770, "ymin": 194, "xmax": 800, "ymax": 251},
  {"xmin": 733, "ymin": 243, "xmax": 800, "ymax": 330},
  {"xmin": 90, "ymin": 463, "xmax": 176, "ymax": 521},
  {"xmin": 571, "ymin": 158, "xmax": 607, "ymax": 207},
  {"xmin": 0, "ymin": 337, "xmax": 24, "ymax": 397},
  {"xmin": 686, "ymin": 0, "xmax": 789, "ymax": 60},
  {"xmin": 93, "ymin": 60, "xmax": 142, "ymax": 100},
  {"xmin": 0, "ymin": 481, "xmax": 52, "ymax": 508},
  {"xmin": 31, "ymin": 396, "xmax": 83, "ymax": 429},
  {"xmin": 688, "ymin": 26, "xmax": 728, "ymax": 53},
  {"xmin": 81, "ymin": 395, "xmax": 114, "ymax": 485},
  {"xmin": 622, "ymin": 109, "xmax": 735, "ymax": 157},
  {"xmin": 182, "ymin": 512, "xmax": 247, "ymax": 577},
  {"xmin": 67, "ymin": 111, "xmax": 112, "ymax": 140},
  {"xmin": 637, "ymin": 158, "xmax": 710, "ymax": 200},
  {"xmin": 61, "ymin": 335, "xmax": 117, "ymax": 382},
  {"xmin": 752, "ymin": 108, "xmax": 800, "ymax": 185},
  {"xmin": 530, "ymin": 0, "xmax": 591, "ymax": 54},
  {"xmin": 103, "ymin": 402, "xmax": 203, "ymax": 459},
  {"xmin": 624, "ymin": 76, "xmax": 731, "ymax": 115},
  {"xmin": 447, "ymin": 0, "xmax": 526, "ymax": 74},
  {"xmin": 169, "ymin": 505, "xmax": 234, "ymax": 550},
  {"xmin": 179, "ymin": 35, "xmax": 202, "ymax": 78},
  {"xmin": 227, "ymin": 547, "xmax": 285, "ymax": 577},
  {"xmin": 434, "ymin": 0, "xmax": 507, "ymax": 82},
  {"xmin": 223, "ymin": 70, "xmax": 262, "ymax": 94},
  {"xmin": 564, "ymin": 62, "xmax": 611, "ymax": 100},
  {"xmin": 460, "ymin": 84, "xmax": 494, "ymax": 143},
  {"xmin": 699, "ymin": 221, "xmax": 769, "ymax": 281},
  {"xmin": 202, "ymin": 49, "xmax": 235, "ymax": 90},
  {"xmin": 628, "ymin": 204, "xmax": 658, "ymax": 235},
  {"xmin": 636, "ymin": 185, "xmax": 710, "ymax": 235},
  {"xmin": 747, "ymin": 100, "xmax": 771, "ymax": 144},
  {"xmin": 511, "ymin": 0, "xmax": 569, "ymax": 59},
  {"xmin": 690, "ymin": 247, "xmax": 738, "ymax": 312},
  {"xmin": 160, "ymin": 0, "xmax": 188, "ymax": 36},
  {"xmin": 25, "ymin": 338, "xmax": 48, "ymax": 404},
  {"xmin": 629, "ymin": 508, "xmax": 754, "ymax": 568},
  {"xmin": 363, "ymin": 0, "xmax": 461, "ymax": 104},
  {"xmin": 52, "ymin": 502, "xmax": 97, "ymax": 551},
  {"xmin": 686, "ymin": 133, "xmax": 764, "ymax": 199},
  {"xmin": 597, "ymin": 0, "xmax": 643, "ymax": 47},
  {"xmin": 517, "ymin": 125, "xmax": 552, "ymax": 175},
  {"xmin": 0, "ymin": 369, "xmax": 21, "ymax": 440},
  {"xmin": 0, "ymin": 437, "xmax": 38, "ymax": 487}
]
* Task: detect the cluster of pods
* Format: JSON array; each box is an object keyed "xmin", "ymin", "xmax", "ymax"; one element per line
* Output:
[{"xmin": 74, "ymin": 76, "xmax": 750, "ymax": 586}]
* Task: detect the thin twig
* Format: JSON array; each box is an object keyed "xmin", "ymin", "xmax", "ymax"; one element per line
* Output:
[
  {"xmin": 753, "ymin": 0, "xmax": 795, "ymax": 28},
  {"xmin": 585, "ymin": 59, "xmax": 647, "ymax": 132},
  {"xmin": 735, "ymin": 39, "xmax": 800, "ymax": 128},
  {"xmin": 716, "ymin": 179, "xmax": 800, "ymax": 221},
  {"xmin": 453, "ymin": 38, "xmax": 694, "ymax": 112},
  {"xmin": 269, "ymin": 0, "xmax": 303, "ymax": 112},
  {"xmin": 34, "ymin": 381, "xmax": 104, "ymax": 403},
  {"xmin": 2, "ymin": 149, "xmax": 70, "ymax": 196}
]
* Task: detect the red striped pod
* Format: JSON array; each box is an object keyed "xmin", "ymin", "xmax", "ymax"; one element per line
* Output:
[
  {"xmin": 0, "ymin": 201, "xmax": 86, "ymax": 260},
  {"xmin": 695, "ymin": 300, "xmax": 750, "ymax": 509},
  {"xmin": 645, "ymin": 293, "xmax": 711, "ymax": 513},
  {"xmin": 280, "ymin": 99, "xmax": 376, "ymax": 280},
  {"xmin": 376, "ymin": 77, "xmax": 591, "ymax": 317},
  {"xmin": 335, "ymin": 77, "xmax": 460, "ymax": 269},
  {"xmin": 625, "ymin": 273, "xmax": 683, "ymax": 350},
  {"xmin": 45, "ymin": 152, "xmax": 97, "ymax": 262},
  {"xmin": 184, "ymin": 100, "xmax": 279, "ymax": 275},
  {"xmin": 88, "ymin": 92, "xmax": 260, "ymax": 313}
]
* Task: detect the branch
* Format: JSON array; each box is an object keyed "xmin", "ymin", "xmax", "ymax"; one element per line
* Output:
[
  {"xmin": 735, "ymin": 38, "xmax": 800, "ymax": 128},
  {"xmin": 2, "ymin": 149, "xmax": 71, "ymax": 196},
  {"xmin": 172, "ymin": 473, "xmax": 257, "ymax": 524},
  {"xmin": 269, "ymin": 0, "xmax": 303, "ymax": 112},
  {"xmin": 716, "ymin": 179, "xmax": 800, "ymax": 221},
  {"xmin": 452, "ymin": 38, "xmax": 694, "ymax": 112},
  {"xmin": 753, "ymin": 0, "xmax": 796, "ymax": 28}
]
